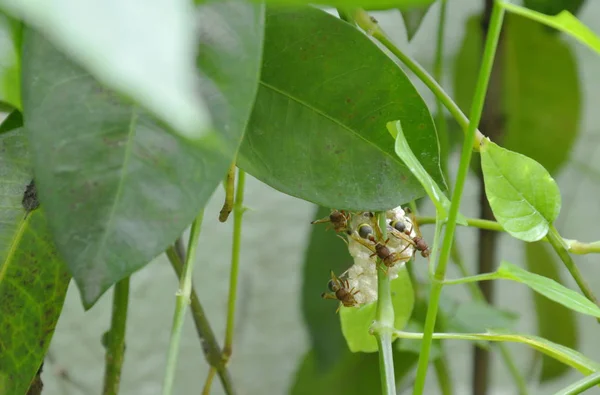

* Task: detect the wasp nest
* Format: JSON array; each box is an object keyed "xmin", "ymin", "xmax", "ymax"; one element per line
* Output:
[{"xmin": 316, "ymin": 206, "xmax": 420, "ymax": 309}]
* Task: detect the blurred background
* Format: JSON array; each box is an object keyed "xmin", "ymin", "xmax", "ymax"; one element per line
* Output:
[{"xmin": 40, "ymin": 0, "xmax": 600, "ymax": 394}]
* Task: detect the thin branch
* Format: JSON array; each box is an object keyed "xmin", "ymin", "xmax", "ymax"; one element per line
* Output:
[{"xmin": 102, "ymin": 277, "xmax": 130, "ymax": 395}]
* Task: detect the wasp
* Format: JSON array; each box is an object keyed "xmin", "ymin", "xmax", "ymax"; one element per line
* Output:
[
  {"xmin": 311, "ymin": 209, "xmax": 351, "ymax": 234},
  {"xmin": 352, "ymin": 223, "xmax": 406, "ymax": 268},
  {"xmin": 389, "ymin": 217, "xmax": 430, "ymax": 258},
  {"xmin": 321, "ymin": 270, "xmax": 360, "ymax": 312}
]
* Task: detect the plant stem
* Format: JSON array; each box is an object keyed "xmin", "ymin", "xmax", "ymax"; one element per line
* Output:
[
  {"xmin": 219, "ymin": 161, "xmax": 236, "ymax": 222},
  {"xmin": 224, "ymin": 169, "xmax": 246, "ymax": 360},
  {"xmin": 433, "ymin": 357, "xmax": 453, "ymax": 395},
  {"xmin": 443, "ymin": 273, "xmax": 498, "ymax": 285},
  {"xmin": 202, "ymin": 368, "xmax": 217, "ymax": 395},
  {"xmin": 102, "ymin": 277, "xmax": 130, "ymax": 395},
  {"xmin": 434, "ymin": 0, "xmax": 450, "ymax": 178},
  {"xmin": 352, "ymin": 9, "xmax": 485, "ymax": 150},
  {"xmin": 547, "ymin": 225, "xmax": 599, "ymax": 308},
  {"xmin": 374, "ymin": 212, "xmax": 396, "ymax": 395},
  {"xmin": 412, "ymin": 3, "xmax": 505, "ymax": 394},
  {"xmin": 165, "ymin": 247, "xmax": 236, "ymax": 395},
  {"xmin": 162, "ymin": 211, "xmax": 205, "ymax": 395},
  {"xmin": 555, "ymin": 371, "xmax": 600, "ymax": 395}
]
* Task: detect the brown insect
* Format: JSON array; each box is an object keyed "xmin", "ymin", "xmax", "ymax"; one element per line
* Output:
[
  {"xmin": 321, "ymin": 270, "xmax": 359, "ymax": 312},
  {"xmin": 390, "ymin": 217, "xmax": 430, "ymax": 258},
  {"xmin": 352, "ymin": 223, "xmax": 406, "ymax": 269},
  {"xmin": 311, "ymin": 209, "xmax": 351, "ymax": 233}
]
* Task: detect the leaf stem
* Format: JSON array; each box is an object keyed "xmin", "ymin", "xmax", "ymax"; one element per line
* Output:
[
  {"xmin": 219, "ymin": 161, "xmax": 236, "ymax": 222},
  {"xmin": 547, "ymin": 225, "xmax": 599, "ymax": 308},
  {"xmin": 162, "ymin": 210, "xmax": 205, "ymax": 395},
  {"xmin": 165, "ymin": 247, "xmax": 236, "ymax": 395},
  {"xmin": 352, "ymin": 9, "xmax": 485, "ymax": 150},
  {"xmin": 223, "ymin": 169, "xmax": 246, "ymax": 360},
  {"xmin": 374, "ymin": 212, "xmax": 396, "ymax": 395},
  {"xmin": 555, "ymin": 371, "xmax": 600, "ymax": 395},
  {"xmin": 412, "ymin": 3, "xmax": 505, "ymax": 394},
  {"xmin": 102, "ymin": 277, "xmax": 130, "ymax": 395}
]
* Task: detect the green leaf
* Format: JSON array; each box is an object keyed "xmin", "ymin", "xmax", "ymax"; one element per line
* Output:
[
  {"xmin": 523, "ymin": 0, "xmax": 585, "ymax": 18},
  {"xmin": 0, "ymin": 0, "xmax": 210, "ymax": 141},
  {"xmin": 290, "ymin": 348, "xmax": 418, "ymax": 395},
  {"xmin": 0, "ymin": 110, "xmax": 21, "ymax": 134},
  {"xmin": 500, "ymin": 2, "xmax": 600, "ymax": 55},
  {"xmin": 0, "ymin": 128, "xmax": 70, "ymax": 395},
  {"xmin": 260, "ymin": 0, "xmax": 434, "ymax": 11},
  {"xmin": 455, "ymin": 14, "xmax": 580, "ymax": 175},
  {"xmin": 445, "ymin": 300, "xmax": 518, "ymax": 334},
  {"xmin": 340, "ymin": 267, "xmax": 413, "ymax": 352},
  {"xmin": 480, "ymin": 139, "xmax": 561, "ymax": 242},
  {"xmin": 238, "ymin": 6, "xmax": 443, "ymax": 211},
  {"xmin": 399, "ymin": 3, "xmax": 433, "ymax": 41},
  {"xmin": 496, "ymin": 261, "xmax": 600, "ymax": 319},
  {"xmin": 526, "ymin": 242, "xmax": 578, "ymax": 382},
  {"xmin": 301, "ymin": 206, "xmax": 353, "ymax": 369},
  {"xmin": 0, "ymin": 12, "xmax": 20, "ymax": 110},
  {"xmin": 21, "ymin": 0, "xmax": 264, "ymax": 307}
]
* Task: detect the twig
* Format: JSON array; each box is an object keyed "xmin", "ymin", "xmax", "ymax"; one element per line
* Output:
[{"xmin": 102, "ymin": 278, "xmax": 130, "ymax": 395}]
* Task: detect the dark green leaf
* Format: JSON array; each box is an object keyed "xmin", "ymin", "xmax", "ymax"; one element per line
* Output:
[
  {"xmin": 301, "ymin": 206, "xmax": 353, "ymax": 369},
  {"xmin": 526, "ymin": 242, "xmax": 578, "ymax": 382},
  {"xmin": 455, "ymin": 14, "xmax": 580, "ymax": 175},
  {"xmin": 290, "ymin": 348, "xmax": 418, "ymax": 395},
  {"xmin": 0, "ymin": 129, "xmax": 70, "ymax": 395},
  {"xmin": 340, "ymin": 267, "xmax": 413, "ymax": 352},
  {"xmin": 0, "ymin": 0, "xmax": 211, "ymax": 140},
  {"xmin": 21, "ymin": 0, "xmax": 264, "ymax": 307},
  {"xmin": 238, "ymin": 6, "xmax": 443, "ymax": 211},
  {"xmin": 399, "ymin": 3, "xmax": 433, "ymax": 41},
  {"xmin": 480, "ymin": 139, "xmax": 561, "ymax": 242},
  {"xmin": 0, "ymin": 110, "xmax": 21, "ymax": 134},
  {"xmin": 523, "ymin": 0, "xmax": 585, "ymax": 17},
  {"xmin": 0, "ymin": 12, "xmax": 20, "ymax": 110}
]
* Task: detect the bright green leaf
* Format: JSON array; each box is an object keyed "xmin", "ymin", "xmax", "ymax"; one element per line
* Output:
[
  {"xmin": 480, "ymin": 139, "xmax": 561, "ymax": 242},
  {"xmin": 0, "ymin": 12, "xmax": 20, "ymax": 110},
  {"xmin": 238, "ymin": 6, "xmax": 444, "ymax": 211},
  {"xmin": 0, "ymin": 128, "xmax": 70, "ymax": 395},
  {"xmin": 523, "ymin": 0, "xmax": 585, "ymax": 18},
  {"xmin": 500, "ymin": 2, "xmax": 600, "ymax": 55},
  {"xmin": 301, "ymin": 206, "xmax": 353, "ymax": 369},
  {"xmin": 455, "ymin": 14, "xmax": 580, "ymax": 175},
  {"xmin": 0, "ymin": 0, "xmax": 211, "ymax": 141},
  {"xmin": 496, "ymin": 261, "xmax": 600, "ymax": 319},
  {"xmin": 21, "ymin": 0, "xmax": 264, "ymax": 307},
  {"xmin": 526, "ymin": 242, "xmax": 578, "ymax": 382},
  {"xmin": 399, "ymin": 3, "xmax": 433, "ymax": 41},
  {"xmin": 340, "ymin": 267, "xmax": 413, "ymax": 352}
]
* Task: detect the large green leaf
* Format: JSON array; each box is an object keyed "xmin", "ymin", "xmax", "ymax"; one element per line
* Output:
[
  {"xmin": 526, "ymin": 242, "xmax": 578, "ymax": 382},
  {"xmin": 0, "ymin": 129, "xmax": 70, "ymax": 395},
  {"xmin": 238, "ymin": 6, "xmax": 443, "ymax": 211},
  {"xmin": 523, "ymin": 0, "xmax": 585, "ymax": 17},
  {"xmin": 340, "ymin": 267, "xmax": 413, "ymax": 352},
  {"xmin": 0, "ymin": 12, "xmax": 19, "ymax": 110},
  {"xmin": 455, "ymin": 14, "xmax": 580, "ymax": 175},
  {"xmin": 301, "ymin": 206, "xmax": 353, "ymax": 369},
  {"xmin": 0, "ymin": 0, "xmax": 212, "ymax": 141},
  {"xmin": 290, "ymin": 348, "xmax": 418, "ymax": 395},
  {"xmin": 21, "ymin": 0, "xmax": 264, "ymax": 307},
  {"xmin": 480, "ymin": 139, "xmax": 561, "ymax": 242}
]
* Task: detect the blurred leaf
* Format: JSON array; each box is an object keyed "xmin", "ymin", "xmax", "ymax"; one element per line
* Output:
[
  {"xmin": 238, "ymin": 6, "xmax": 443, "ymax": 211},
  {"xmin": 260, "ymin": 0, "xmax": 434, "ymax": 11},
  {"xmin": 0, "ymin": 129, "xmax": 70, "ymax": 395},
  {"xmin": 490, "ymin": 261, "xmax": 600, "ymax": 319},
  {"xmin": 445, "ymin": 300, "xmax": 518, "ymax": 333},
  {"xmin": 455, "ymin": 14, "xmax": 580, "ymax": 175},
  {"xmin": 526, "ymin": 242, "xmax": 578, "ymax": 382},
  {"xmin": 480, "ymin": 139, "xmax": 561, "ymax": 242},
  {"xmin": 340, "ymin": 267, "xmax": 413, "ymax": 352},
  {"xmin": 0, "ymin": 0, "xmax": 213, "ymax": 141},
  {"xmin": 21, "ymin": 0, "xmax": 264, "ymax": 307},
  {"xmin": 501, "ymin": 3, "xmax": 600, "ymax": 55},
  {"xmin": 290, "ymin": 348, "xmax": 418, "ymax": 395},
  {"xmin": 523, "ymin": 0, "xmax": 585, "ymax": 17},
  {"xmin": 0, "ymin": 109, "xmax": 21, "ymax": 134},
  {"xmin": 399, "ymin": 3, "xmax": 433, "ymax": 41},
  {"xmin": 301, "ymin": 206, "xmax": 353, "ymax": 369},
  {"xmin": 0, "ymin": 12, "xmax": 20, "ymax": 110}
]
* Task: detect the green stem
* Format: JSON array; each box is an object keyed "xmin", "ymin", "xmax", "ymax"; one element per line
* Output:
[
  {"xmin": 434, "ymin": 0, "xmax": 450, "ymax": 179},
  {"xmin": 443, "ymin": 272, "xmax": 498, "ymax": 285},
  {"xmin": 352, "ymin": 9, "xmax": 485, "ymax": 150},
  {"xmin": 162, "ymin": 210, "xmax": 205, "ymax": 395},
  {"xmin": 102, "ymin": 277, "xmax": 130, "ymax": 395},
  {"xmin": 498, "ymin": 345, "xmax": 528, "ymax": 395},
  {"xmin": 165, "ymin": 247, "xmax": 236, "ymax": 395},
  {"xmin": 547, "ymin": 225, "xmax": 599, "ymax": 307},
  {"xmin": 224, "ymin": 169, "xmax": 246, "ymax": 360},
  {"xmin": 433, "ymin": 357, "xmax": 453, "ymax": 395},
  {"xmin": 374, "ymin": 212, "xmax": 396, "ymax": 395},
  {"xmin": 412, "ymin": 3, "xmax": 505, "ymax": 394},
  {"xmin": 555, "ymin": 371, "xmax": 600, "ymax": 395}
]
